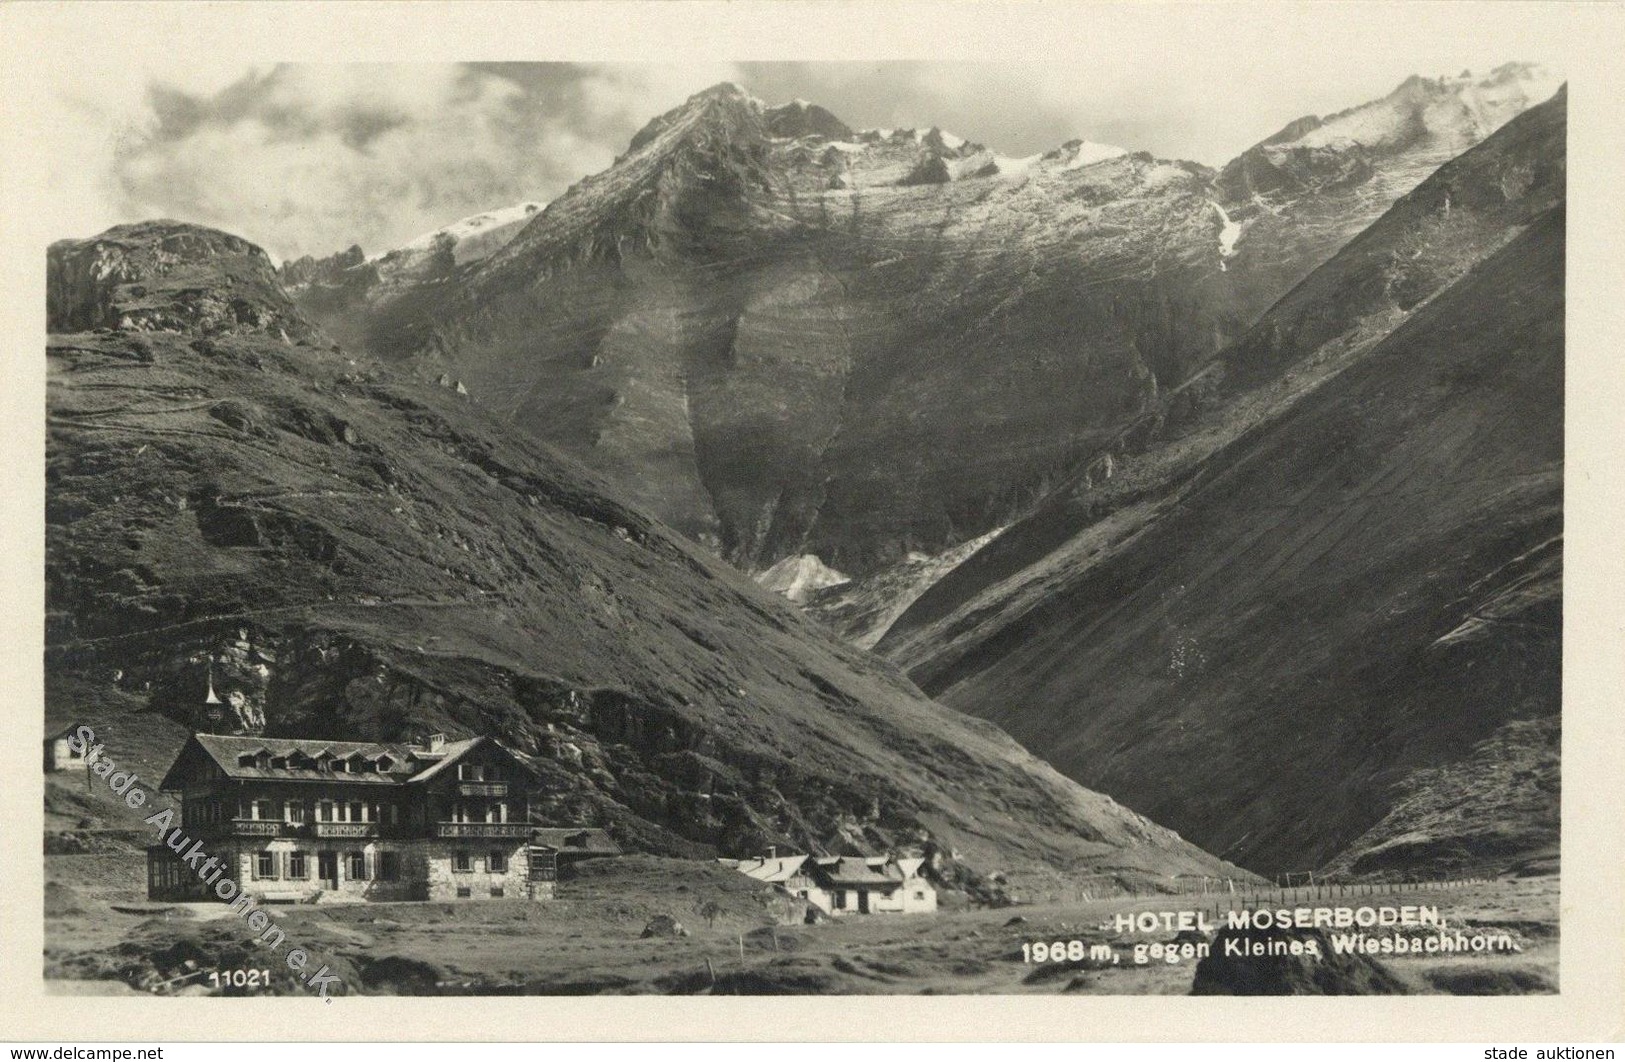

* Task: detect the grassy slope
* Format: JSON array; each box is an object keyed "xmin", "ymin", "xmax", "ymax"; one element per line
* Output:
[
  {"xmin": 875, "ymin": 94, "xmax": 1566, "ymax": 877},
  {"xmin": 886, "ymin": 203, "xmax": 1562, "ymax": 876},
  {"xmin": 45, "ymin": 277, "xmax": 1245, "ymax": 886}
]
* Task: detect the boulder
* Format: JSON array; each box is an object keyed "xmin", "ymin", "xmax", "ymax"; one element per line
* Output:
[
  {"xmin": 1191, "ymin": 926, "xmax": 1409, "ymax": 995},
  {"xmin": 640, "ymin": 914, "xmax": 689, "ymax": 939}
]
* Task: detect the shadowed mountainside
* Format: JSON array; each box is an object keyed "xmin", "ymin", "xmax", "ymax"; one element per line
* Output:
[
  {"xmin": 284, "ymin": 68, "xmax": 1556, "ymax": 578},
  {"xmin": 877, "ymin": 91, "xmax": 1565, "ymax": 875},
  {"xmin": 45, "ymin": 219, "xmax": 1248, "ymax": 889}
]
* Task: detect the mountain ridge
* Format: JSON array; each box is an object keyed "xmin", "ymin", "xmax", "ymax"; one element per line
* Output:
[{"xmin": 281, "ymin": 67, "xmax": 1558, "ymax": 580}]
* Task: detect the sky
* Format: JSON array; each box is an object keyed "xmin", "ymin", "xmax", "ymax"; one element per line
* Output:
[{"xmin": 34, "ymin": 8, "xmax": 1570, "ymax": 263}]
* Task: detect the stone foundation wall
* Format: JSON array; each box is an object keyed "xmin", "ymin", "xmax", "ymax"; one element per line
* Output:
[{"xmin": 425, "ymin": 840, "xmax": 537, "ymax": 900}]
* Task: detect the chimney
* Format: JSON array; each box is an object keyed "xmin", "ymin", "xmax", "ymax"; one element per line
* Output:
[
  {"xmin": 767, "ymin": 844, "xmax": 777, "ymax": 860},
  {"xmin": 427, "ymin": 732, "xmax": 446, "ymax": 753}
]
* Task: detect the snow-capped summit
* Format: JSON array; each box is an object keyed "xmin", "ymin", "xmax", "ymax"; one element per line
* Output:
[{"xmin": 387, "ymin": 201, "xmax": 547, "ymax": 267}]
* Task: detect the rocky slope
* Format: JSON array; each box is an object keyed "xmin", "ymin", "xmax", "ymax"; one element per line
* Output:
[
  {"xmin": 877, "ymin": 91, "xmax": 1566, "ymax": 876},
  {"xmin": 754, "ymin": 553, "xmax": 849, "ymax": 604},
  {"xmin": 805, "ymin": 529, "xmax": 1004, "ymax": 649},
  {"xmin": 277, "ymin": 202, "xmax": 546, "ymax": 356},
  {"xmin": 286, "ymin": 68, "xmax": 1556, "ymax": 578},
  {"xmin": 45, "ymin": 220, "xmax": 1247, "ymax": 889},
  {"xmin": 1215, "ymin": 62, "xmax": 1561, "ymax": 314},
  {"xmin": 49, "ymin": 221, "xmax": 318, "ymax": 341}
]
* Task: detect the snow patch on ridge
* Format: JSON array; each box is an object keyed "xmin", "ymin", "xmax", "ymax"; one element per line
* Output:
[
  {"xmin": 992, "ymin": 153, "xmax": 1042, "ymax": 177},
  {"xmin": 756, "ymin": 554, "xmax": 851, "ymax": 604},
  {"xmin": 1210, "ymin": 200, "xmax": 1242, "ymax": 269},
  {"xmin": 1065, "ymin": 141, "xmax": 1129, "ymax": 169},
  {"xmin": 381, "ymin": 201, "xmax": 547, "ymax": 264}
]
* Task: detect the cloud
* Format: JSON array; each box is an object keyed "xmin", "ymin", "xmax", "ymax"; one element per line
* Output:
[
  {"xmin": 41, "ymin": 42, "xmax": 1562, "ymax": 261},
  {"xmin": 48, "ymin": 62, "xmax": 742, "ymax": 261}
]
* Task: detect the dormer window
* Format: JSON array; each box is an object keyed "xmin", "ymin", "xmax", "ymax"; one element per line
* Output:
[
  {"xmin": 332, "ymin": 758, "xmax": 348, "ymax": 773},
  {"xmin": 237, "ymin": 753, "xmax": 256, "ymax": 768},
  {"xmin": 375, "ymin": 755, "xmax": 394, "ymax": 772},
  {"xmin": 269, "ymin": 756, "xmax": 287, "ymax": 770}
]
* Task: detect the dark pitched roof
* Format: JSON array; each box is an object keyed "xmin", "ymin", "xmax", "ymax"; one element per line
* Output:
[
  {"xmin": 160, "ymin": 732, "xmax": 543, "ymax": 791},
  {"xmin": 812, "ymin": 856, "xmax": 904, "ymax": 887},
  {"xmin": 529, "ymin": 827, "xmax": 621, "ymax": 855},
  {"xmin": 398, "ymin": 737, "xmax": 483, "ymax": 782},
  {"xmin": 160, "ymin": 734, "xmax": 422, "ymax": 790}
]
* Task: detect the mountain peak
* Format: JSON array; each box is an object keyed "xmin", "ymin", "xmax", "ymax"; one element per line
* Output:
[
  {"xmin": 695, "ymin": 80, "xmax": 756, "ymax": 102},
  {"xmin": 763, "ymin": 97, "xmax": 855, "ymax": 141},
  {"xmin": 625, "ymin": 81, "xmax": 768, "ymax": 154}
]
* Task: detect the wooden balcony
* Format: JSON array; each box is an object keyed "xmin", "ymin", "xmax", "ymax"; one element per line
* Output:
[
  {"xmin": 436, "ymin": 821, "xmax": 529, "ymax": 839},
  {"xmin": 457, "ymin": 782, "xmax": 509, "ymax": 798}
]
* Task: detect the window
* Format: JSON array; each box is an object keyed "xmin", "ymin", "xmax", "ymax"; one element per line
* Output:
[
  {"xmin": 252, "ymin": 799, "xmax": 275, "ymax": 821},
  {"xmin": 286, "ymin": 801, "xmax": 305, "ymax": 824},
  {"xmin": 489, "ymin": 886, "xmax": 505, "ymax": 898},
  {"xmin": 347, "ymin": 851, "xmax": 368, "ymax": 881},
  {"xmin": 452, "ymin": 850, "xmax": 472, "ymax": 873},
  {"xmin": 914, "ymin": 891, "xmax": 926, "ymax": 900},
  {"xmin": 455, "ymin": 887, "xmax": 472, "ymax": 899},
  {"xmin": 269, "ymin": 756, "xmax": 287, "ymax": 770},
  {"xmin": 255, "ymin": 851, "xmax": 277, "ymax": 880},
  {"xmin": 348, "ymin": 801, "xmax": 365, "ymax": 823},
  {"xmin": 458, "ymin": 763, "xmax": 485, "ymax": 782},
  {"xmin": 287, "ymin": 852, "xmax": 308, "ymax": 879},
  {"xmin": 834, "ymin": 890, "xmax": 847, "ymax": 910},
  {"xmin": 377, "ymin": 852, "xmax": 400, "ymax": 881},
  {"xmin": 317, "ymin": 801, "xmax": 334, "ymax": 823},
  {"xmin": 489, "ymin": 850, "xmax": 508, "ymax": 874}
]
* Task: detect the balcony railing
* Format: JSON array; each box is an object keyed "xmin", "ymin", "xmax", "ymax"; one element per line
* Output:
[
  {"xmin": 457, "ymin": 782, "xmax": 509, "ymax": 797},
  {"xmin": 312, "ymin": 822, "xmax": 380, "ymax": 839},
  {"xmin": 208, "ymin": 819, "xmax": 289, "ymax": 838},
  {"xmin": 436, "ymin": 821, "xmax": 529, "ymax": 839}
]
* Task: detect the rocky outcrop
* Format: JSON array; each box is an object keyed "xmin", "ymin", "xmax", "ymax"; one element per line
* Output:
[
  {"xmin": 48, "ymin": 220, "xmax": 318, "ymax": 341},
  {"xmin": 1191, "ymin": 927, "xmax": 1408, "ymax": 995}
]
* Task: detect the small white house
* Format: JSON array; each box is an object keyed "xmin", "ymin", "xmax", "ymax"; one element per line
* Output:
[
  {"xmin": 724, "ymin": 851, "xmax": 937, "ymax": 916},
  {"xmin": 44, "ymin": 724, "xmax": 88, "ymax": 771},
  {"xmin": 811, "ymin": 855, "xmax": 937, "ymax": 916}
]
